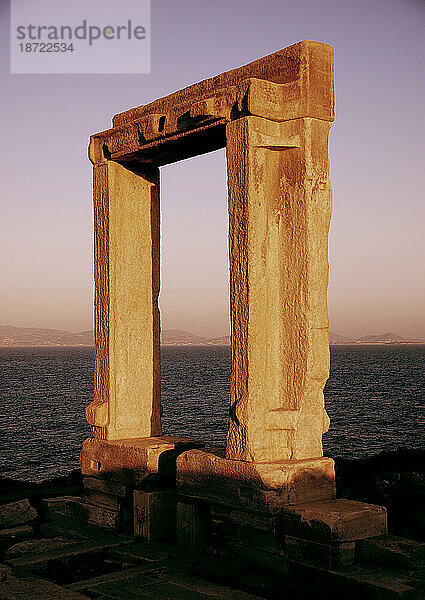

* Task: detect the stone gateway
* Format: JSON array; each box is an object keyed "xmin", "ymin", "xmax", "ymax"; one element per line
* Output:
[{"xmin": 78, "ymin": 40, "xmax": 388, "ymax": 593}]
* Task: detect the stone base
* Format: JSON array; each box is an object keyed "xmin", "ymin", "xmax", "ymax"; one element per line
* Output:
[
  {"xmin": 133, "ymin": 490, "xmax": 176, "ymax": 541},
  {"xmin": 177, "ymin": 500, "xmax": 207, "ymax": 553},
  {"xmin": 65, "ymin": 498, "xmax": 124, "ymax": 531},
  {"xmin": 177, "ymin": 495, "xmax": 388, "ymax": 574},
  {"xmin": 79, "ymin": 436, "xmax": 203, "ymax": 535},
  {"xmin": 281, "ymin": 499, "xmax": 388, "ymax": 542},
  {"xmin": 177, "ymin": 448, "xmax": 336, "ymax": 512},
  {"xmin": 81, "ymin": 436, "xmax": 204, "ymax": 485},
  {"xmin": 175, "ymin": 449, "xmax": 387, "ymax": 577}
]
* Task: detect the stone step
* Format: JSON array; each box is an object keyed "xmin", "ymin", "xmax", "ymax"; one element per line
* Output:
[
  {"xmin": 5, "ymin": 539, "xmax": 125, "ymax": 577},
  {"xmin": 40, "ymin": 511, "xmax": 132, "ymax": 545},
  {"xmin": 212, "ymin": 545, "xmax": 418, "ymax": 599},
  {"xmin": 40, "ymin": 496, "xmax": 80, "ymax": 521},
  {"xmin": 0, "ymin": 525, "xmax": 34, "ymax": 555},
  {"xmin": 356, "ymin": 535, "xmax": 425, "ymax": 569},
  {"xmin": 360, "ymin": 565, "xmax": 425, "ymax": 598},
  {"xmin": 66, "ymin": 563, "xmax": 171, "ymax": 592},
  {"xmin": 83, "ymin": 476, "xmax": 128, "ymax": 497},
  {"xmin": 332, "ymin": 565, "xmax": 419, "ymax": 600},
  {"xmin": 109, "ymin": 541, "xmax": 186, "ymax": 564},
  {"xmin": 5, "ymin": 536, "xmax": 79, "ymax": 560},
  {"xmin": 65, "ymin": 498, "xmax": 121, "ymax": 530},
  {"xmin": 0, "ymin": 576, "xmax": 89, "ymax": 599},
  {"xmin": 40, "ymin": 520, "xmax": 80, "ymax": 539},
  {"xmin": 0, "ymin": 500, "xmax": 37, "ymax": 529},
  {"xmin": 157, "ymin": 570, "xmax": 267, "ymax": 599},
  {"xmin": 281, "ymin": 499, "xmax": 387, "ymax": 543},
  {"xmin": 84, "ymin": 577, "xmax": 162, "ymax": 600},
  {"xmin": 83, "ymin": 489, "xmax": 121, "ymax": 511},
  {"xmin": 82, "ymin": 573, "xmax": 264, "ymax": 600},
  {"xmin": 68, "ymin": 558, "xmax": 196, "ymax": 598}
]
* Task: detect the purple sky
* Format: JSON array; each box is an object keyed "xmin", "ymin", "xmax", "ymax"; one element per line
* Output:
[{"xmin": 1, "ymin": 0, "xmax": 424, "ymax": 338}]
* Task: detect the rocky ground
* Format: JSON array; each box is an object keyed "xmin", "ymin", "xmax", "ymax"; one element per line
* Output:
[{"xmin": 0, "ymin": 448, "xmax": 423, "ymax": 599}]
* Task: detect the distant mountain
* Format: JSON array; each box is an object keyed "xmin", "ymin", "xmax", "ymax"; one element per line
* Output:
[
  {"xmin": 206, "ymin": 335, "xmax": 231, "ymax": 346},
  {"xmin": 0, "ymin": 326, "xmax": 93, "ymax": 347},
  {"xmin": 0, "ymin": 326, "xmax": 422, "ymax": 347},
  {"xmin": 329, "ymin": 332, "xmax": 354, "ymax": 344},
  {"xmin": 161, "ymin": 329, "xmax": 206, "ymax": 345},
  {"xmin": 161, "ymin": 329, "xmax": 230, "ymax": 346},
  {"xmin": 330, "ymin": 331, "xmax": 424, "ymax": 345},
  {"xmin": 355, "ymin": 332, "xmax": 416, "ymax": 344}
]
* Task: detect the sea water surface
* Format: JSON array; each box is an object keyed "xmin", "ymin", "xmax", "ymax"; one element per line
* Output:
[{"xmin": 0, "ymin": 345, "xmax": 423, "ymax": 482}]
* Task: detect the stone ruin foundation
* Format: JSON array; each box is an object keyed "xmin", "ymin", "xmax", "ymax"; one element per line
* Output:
[{"xmin": 71, "ymin": 40, "xmax": 389, "ymax": 592}]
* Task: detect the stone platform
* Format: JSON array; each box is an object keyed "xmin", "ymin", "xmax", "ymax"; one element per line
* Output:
[
  {"xmin": 176, "ymin": 448, "xmax": 386, "ymax": 564},
  {"xmin": 177, "ymin": 448, "xmax": 336, "ymax": 509},
  {"xmin": 16, "ymin": 439, "xmax": 416, "ymax": 598},
  {"xmin": 0, "ymin": 492, "xmax": 424, "ymax": 599},
  {"xmin": 70, "ymin": 436, "xmax": 203, "ymax": 534}
]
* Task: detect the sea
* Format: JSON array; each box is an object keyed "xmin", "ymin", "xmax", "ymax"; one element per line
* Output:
[{"xmin": 0, "ymin": 345, "xmax": 424, "ymax": 482}]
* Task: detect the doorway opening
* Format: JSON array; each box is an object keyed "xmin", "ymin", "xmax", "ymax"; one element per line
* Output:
[{"xmin": 159, "ymin": 149, "xmax": 231, "ymax": 446}]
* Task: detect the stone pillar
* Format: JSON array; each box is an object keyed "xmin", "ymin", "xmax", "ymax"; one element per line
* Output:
[
  {"xmin": 177, "ymin": 116, "xmax": 336, "ymax": 508},
  {"xmin": 85, "ymin": 159, "xmax": 161, "ymax": 441},
  {"xmin": 80, "ymin": 152, "xmax": 202, "ymax": 534},
  {"xmin": 225, "ymin": 115, "xmax": 332, "ymax": 464}
]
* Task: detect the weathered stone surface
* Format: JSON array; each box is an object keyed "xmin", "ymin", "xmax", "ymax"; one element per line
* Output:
[
  {"xmin": 40, "ymin": 497, "xmax": 80, "ymax": 521},
  {"xmin": 133, "ymin": 490, "xmax": 176, "ymax": 541},
  {"xmin": 328, "ymin": 566, "xmax": 417, "ymax": 599},
  {"xmin": 39, "ymin": 511, "xmax": 132, "ymax": 546},
  {"xmin": 225, "ymin": 114, "xmax": 332, "ymax": 463},
  {"xmin": 6, "ymin": 539, "xmax": 125, "ymax": 579},
  {"xmin": 228, "ymin": 546, "xmax": 417, "ymax": 598},
  {"xmin": 156, "ymin": 570, "xmax": 264, "ymax": 600},
  {"xmin": 65, "ymin": 498, "xmax": 120, "ymax": 530},
  {"xmin": 177, "ymin": 449, "xmax": 335, "ymax": 511},
  {"xmin": 85, "ymin": 160, "xmax": 161, "ymax": 441},
  {"xmin": 284, "ymin": 535, "xmax": 355, "ymax": 569},
  {"xmin": 83, "ymin": 477, "xmax": 127, "ymax": 497},
  {"xmin": 281, "ymin": 499, "xmax": 387, "ymax": 542},
  {"xmin": 5, "ymin": 537, "xmax": 75, "ymax": 560},
  {"xmin": 176, "ymin": 501, "xmax": 206, "ymax": 553},
  {"xmin": 210, "ymin": 516, "xmax": 237, "ymax": 544},
  {"xmin": 0, "ymin": 577, "xmax": 89, "ymax": 599},
  {"xmin": 109, "ymin": 540, "xmax": 183, "ymax": 564},
  {"xmin": 0, "ymin": 526, "xmax": 33, "ymax": 547},
  {"xmin": 83, "ymin": 573, "xmax": 264, "ymax": 600},
  {"xmin": 83, "ymin": 490, "xmax": 120, "ymax": 512},
  {"xmin": 0, "ymin": 565, "xmax": 11, "ymax": 583},
  {"xmin": 409, "ymin": 568, "xmax": 425, "ymax": 596},
  {"xmin": 356, "ymin": 535, "xmax": 425, "ymax": 569},
  {"xmin": 89, "ymin": 41, "xmax": 334, "ymax": 163},
  {"xmin": 0, "ymin": 501, "xmax": 37, "ymax": 529},
  {"xmin": 81, "ymin": 436, "xmax": 203, "ymax": 484},
  {"xmin": 66, "ymin": 564, "xmax": 162, "ymax": 593},
  {"xmin": 210, "ymin": 505, "xmax": 277, "ymax": 533}
]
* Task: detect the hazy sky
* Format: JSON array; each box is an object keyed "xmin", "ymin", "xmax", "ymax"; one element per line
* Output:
[{"xmin": 1, "ymin": 0, "xmax": 424, "ymax": 339}]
